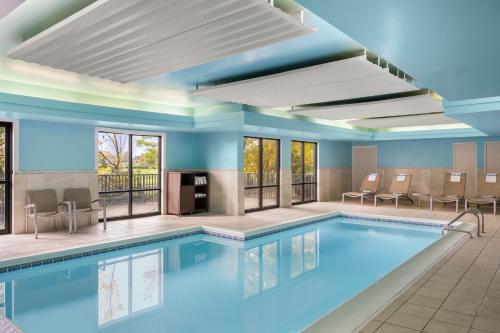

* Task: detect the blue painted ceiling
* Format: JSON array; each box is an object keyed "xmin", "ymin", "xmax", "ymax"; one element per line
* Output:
[
  {"xmin": 297, "ymin": 0, "xmax": 500, "ymax": 102},
  {"xmin": 1, "ymin": 0, "xmax": 498, "ymax": 138}
]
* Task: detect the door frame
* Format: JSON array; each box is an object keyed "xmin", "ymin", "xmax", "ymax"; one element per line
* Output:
[
  {"xmin": 244, "ymin": 136, "xmax": 281, "ymax": 213},
  {"xmin": 291, "ymin": 140, "xmax": 318, "ymax": 205},
  {"xmin": 453, "ymin": 141, "xmax": 478, "ymax": 194},
  {"xmin": 484, "ymin": 141, "xmax": 500, "ymax": 173},
  {"xmin": 0, "ymin": 121, "xmax": 12, "ymax": 235},
  {"xmin": 352, "ymin": 145, "xmax": 377, "ymax": 192},
  {"xmin": 96, "ymin": 128, "xmax": 163, "ymax": 220}
]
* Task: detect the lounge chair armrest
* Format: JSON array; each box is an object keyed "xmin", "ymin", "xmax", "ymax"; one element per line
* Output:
[
  {"xmin": 92, "ymin": 198, "xmax": 107, "ymax": 208},
  {"xmin": 58, "ymin": 201, "xmax": 73, "ymax": 212},
  {"xmin": 24, "ymin": 204, "xmax": 36, "ymax": 217},
  {"xmin": 24, "ymin": 203, "xmax": 35, "ymax": 210}
]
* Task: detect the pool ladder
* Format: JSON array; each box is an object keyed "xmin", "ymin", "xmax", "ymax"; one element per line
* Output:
[{"xmin": 442, "ymin": 208, "xmax": 485, "ymax": 238}]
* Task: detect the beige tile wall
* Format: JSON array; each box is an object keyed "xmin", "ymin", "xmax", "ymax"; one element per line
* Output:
[
  {"xmin": 377, "ymin": 168, "xmax": 482, "ymax": 196},
  {"xmin": 318, "ymin": 168, "xmax": 352, "ymax": 201},
  {"xmin": 13, "ymin": 171, "xmax": 98, "ymax": 234},
  {"xmin": 280, "ymin": 168, "xmax": 292, "ymax": 207},
  {"xmin": 208, "ymin": 169, "xmax": 244, "ymax": 216}
]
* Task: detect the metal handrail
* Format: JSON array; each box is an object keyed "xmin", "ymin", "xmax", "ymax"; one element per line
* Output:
[{"xmin": 441, "ymin": 208, "xmax": 484, "ymax": 238}]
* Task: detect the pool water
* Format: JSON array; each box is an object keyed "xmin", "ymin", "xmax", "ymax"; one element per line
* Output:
[{"xmin": 0, "ymin": 217, "xmax": 440, "ymax": 333}]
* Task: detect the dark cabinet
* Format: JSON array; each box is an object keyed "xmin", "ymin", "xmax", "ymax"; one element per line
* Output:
[{"xmin": 167, "ymin": 171, "xmax": 208, "ymax": 215}]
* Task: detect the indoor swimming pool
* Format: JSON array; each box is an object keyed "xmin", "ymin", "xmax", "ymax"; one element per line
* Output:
[{"xmin": 0, "ymin": 216, "xmax": 442, "ymax": 333}]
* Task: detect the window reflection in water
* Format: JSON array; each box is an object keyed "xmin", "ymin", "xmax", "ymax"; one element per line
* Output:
[
  {"xmin": 291, "ymin": 230, "xmax": 319, "ymax": 278},
  {"xmin": 243, "ymin": 242, "xmax": 279, "ymax": 299},
  {"xmin": 98, "ymin": 249, "xmax": 163, "ymax": 326},
  {"xmin": 0, "ymin": 282, "xmax": 5, "ymax": 316}
]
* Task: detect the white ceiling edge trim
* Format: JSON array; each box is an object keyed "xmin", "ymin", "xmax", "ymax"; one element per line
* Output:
[
  {"xmin": 385, "ymin": 123, "xmax": 471, "ymax": 132},
  {"xmin": 0, "ymin": 57, "xmax": 195, "ymax": 112},
  {"xmin": 288, "ymin": 94, "xmax": 443, "ymax": 120},
  {"xmin": 8, "ymin": 0, "xmax": 312, "ymax": 82},
  {"xmin": 190, "ymin": 55, "xmax": 418, "ymax": 107},
  {"xmin": 349, "ymin": 113, "xmax": 460, "ymax": 129}
]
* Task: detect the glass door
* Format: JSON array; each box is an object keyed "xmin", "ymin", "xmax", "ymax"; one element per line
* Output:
[
  {"xmin": 0, "ymin": 123, "xmax": 11, "ymax": 234},
  {"xmin": 291, "ymin": 141, "xmax": 317, "ymax": 204},
  {"xmin": 98, "ymin": 131, "xmax": 161, "ymax": 220},
  {"xmin": 244, "ymin": 137, "xmax": 280, "ymax": 212}
]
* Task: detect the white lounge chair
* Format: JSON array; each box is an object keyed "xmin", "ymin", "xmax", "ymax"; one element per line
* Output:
[
  {"xmin": 375, "ymin": 173, "xmax": 413, "ymax": 208},
  {"xmin": 465, "ymin": 173, "xmax": 500, "ymax": 214},
  {"xmin": 430, "ymin": 172, "xmax": 467, "ymax": 213},
  {"xmin": 342, "ymin": 173, "xmax": 381, "ymax": 205}
]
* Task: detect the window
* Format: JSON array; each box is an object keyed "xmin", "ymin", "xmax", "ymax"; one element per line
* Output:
[
  {"xmin": 98, "ymin": 131, "xmax": 161, "ymax": 220},
  {"xmin": 98, "ymin": 249, "xmax": 163, "ymax": 326},
  {"xmin": 291, "ymin": 141, "xmax": 317, "ymax": 204},
  {"xmin": 291, "ymin": 230, "xmax": 319, "ymax": 278},
  {"xmin": 243, "ymin": 241, "xmax": 279, "ymax": 299},
  {"xmin": 0, "ymin": 122, "xmax": 11, "ymax": 234},
  {"xmin": 244, "ymin": 137, "xmax": 280, "ymax": 212}
]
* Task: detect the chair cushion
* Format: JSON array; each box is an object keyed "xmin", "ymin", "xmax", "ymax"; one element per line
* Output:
[
  {"xmin": 27, "ymin": 189, "xmax": 58, "ymax": 213},
  {"xmin": 65, "ymin": 188, "xmax": 92, "ymax": 209}
]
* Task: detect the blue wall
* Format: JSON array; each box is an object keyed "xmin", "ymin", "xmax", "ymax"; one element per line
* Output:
[
  {"xmin": 165, "ymin": 132, "xmax": 204, "ymax": 170},
  {"xmin": 166, "ymin": 132, "xmax": 242, "ymax": 170},
  {"xmin": 19, "ymin": 120, "xmax": 96, "ymax": 171},
  {"xmin": 319, "ymin": 140, "xmax": 352, "ymax": 168},
  {"xmin": 202, "ymin": 132, "xmax": 242, "ymax": 170},
  {"xmin": 354, "ymin": 137, "xmax": 500, "ymax": 168}
]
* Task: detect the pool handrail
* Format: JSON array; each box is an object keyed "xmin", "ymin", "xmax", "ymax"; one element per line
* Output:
[{"xmin": 441, "ymin": 208, "xmax": 484, "ymax": 238}]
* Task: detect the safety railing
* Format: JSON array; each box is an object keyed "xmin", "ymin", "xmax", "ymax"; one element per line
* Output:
[{"xmin": 441, "ymin": 208, "xmax": 485, "ymax": 238}]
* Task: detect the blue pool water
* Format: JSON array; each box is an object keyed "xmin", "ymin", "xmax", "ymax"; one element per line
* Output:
[{"xmin": 0, "ymin": 217, "xmax": 440, "ymax": 333}]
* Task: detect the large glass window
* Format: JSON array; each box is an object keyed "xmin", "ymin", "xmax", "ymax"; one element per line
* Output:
[
  {"xmin": 291, "ymin": 141, "xmax": 317, "ymax": 204},
  {"xmin": 98, "ymin": 131, "xmax": 161, "ymax": 220},
  {"xmin": 0, "ymin": 123, "xmax": 11, "ymax": 234},
  {"xmin": 244, "ymin": 137, "xmax": 280, "ymax": 212}
]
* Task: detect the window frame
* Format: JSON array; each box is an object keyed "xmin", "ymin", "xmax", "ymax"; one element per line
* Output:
[
  {"xmin": 291, "ymin": 140, "xmax": 318, "ymax": 205},
  {"xmin": 97, "ymin": 130, "xmax": 162, "ymax": 221},
  {"xmin": 0, "ymin": 122, "xmax": 12, "ymax": 235},
  {"xmin": 244, "ymin": 136, "xmax": 281, "ymax": 213}
]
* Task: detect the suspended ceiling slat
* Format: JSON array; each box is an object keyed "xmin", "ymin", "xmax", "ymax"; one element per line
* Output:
[
  {"xmin": 8, "ymin": 0, "xmax": 311, "ymax": 82},
  {"xmin": 191, "ymin": 56, "xmax": 418, "ymax": 107},
  {"xmin": 349, "ymin": 113, "xmax": 460, "ymax": 129},
  {"xmin": 288, "ymin": 94, "xmax": 442, "ymax": 120}
]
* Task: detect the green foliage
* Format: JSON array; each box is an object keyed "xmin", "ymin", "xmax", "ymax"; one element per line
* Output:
[
  {"xmin": 98, "ymin": 133, "xmax": 159, "ymax": 175},
  {"xmin": 135, "ymin": 137, "xmax": 159, "ymax": 169},
  {"xmin": 291, "ymin": 141, "xmax": 316, "ymax": 177},
  {"xmin": 244, "ymin": 138, "xmax": 279, "ymax": 175},
  {"xmin": 0, "ymin": 127, "xmax": 4, "ymax": 179}
]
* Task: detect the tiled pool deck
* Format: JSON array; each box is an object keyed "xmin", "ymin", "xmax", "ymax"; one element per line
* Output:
[{"xmin": 1, "ymin": 201, "xmax": 499, "ymax": 333}]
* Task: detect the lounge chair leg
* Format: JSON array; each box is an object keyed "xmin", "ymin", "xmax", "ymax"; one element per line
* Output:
[
  {"xmin": 69, "ymin": 204, "xmax": 73, "ymax": 234},
  {"xmin": 33, "ymin": 215, "xmax": 38, "ymax": 239},
  {"xmin": 430, "ymin": 198, "xmax": 433, "ymax": 211},
  {"xmin": 374, "ymin": 195, "xmax": 377, "ymax": 207},
  {"xmin": 494, "ymin": 202, "xmax": 497, "ymax": 215},
  {"xmin": 73, "ymin": 202, "xmax": 78, "ymax": 234},
  {"xmin": 456, "ymin": 200, "xmax": 459, "ymax": 213},
  {"xmin": 361, "ymin": 196, "xmax": 364, "ymax": 206},
  {"xmin": 465, "ymin": 200, "xmax": 468, "ymax": 211},
  {"xmin": 396, "ymin": 196, "xmax": 399, "ymax": 208},
  {"xmin": 342, "ymin": 194, "xmax": 345, "ymax": 205}
]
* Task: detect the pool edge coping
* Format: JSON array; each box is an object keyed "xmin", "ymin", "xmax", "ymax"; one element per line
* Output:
[{"xmin": 302, "ymin": 221, "xmax": 473, "ymax": 333}]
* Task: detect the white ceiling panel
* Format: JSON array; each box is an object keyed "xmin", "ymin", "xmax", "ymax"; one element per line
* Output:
[
  {"xmin": 288, "ymin": 94, "xmax": 442, "ymax": 120},
  {"xmin": 190, "ymin": 55, "xmax": 418, "ymax": 107},
  {"xmin": 8, "ymin": 0, "xmax": 311, "ymax": 82},
  {"xmin": 349, "ymin": 113, "xmax": 460, "ymax": 129}
]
